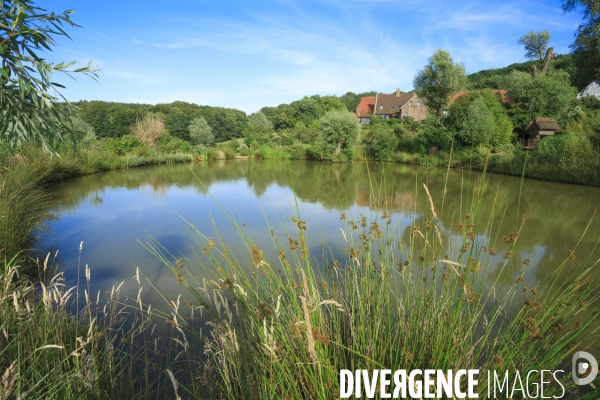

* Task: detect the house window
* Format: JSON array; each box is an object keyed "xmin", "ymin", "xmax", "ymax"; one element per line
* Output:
[
  {"xmin": 391, "ymin": 105, "xmax": 395, "ymax": 109},
  {"xmin": 379, "ymin": 105, "xmax": 383, "ymax": 110},
  {"xmin": 409, "ymin": 101, "xmax": 413, "ymax": 106},
  {"xmin": 417, "ymin": 101, "xmax": 421, "ymax": 107},
  {"xmin": 404, "ymin": 111, "xmax": 408, "ymax": 116}
]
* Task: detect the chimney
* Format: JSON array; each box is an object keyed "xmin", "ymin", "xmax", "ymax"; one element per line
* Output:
[{"xmin": 395, "ymin": 88, "xmax": 401, "ymax": 97}]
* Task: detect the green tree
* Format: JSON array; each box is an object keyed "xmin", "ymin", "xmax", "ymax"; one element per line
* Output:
[
  {"xmin": 318, "ymin": 96, "xmax": 347, "ymax": 113},
  {"xmin": 316, "ymin": 110, "xmax": 361, "ymax": 162},
  {"xmin": 0, "ymin": 0, "xmax": 96, "ymax": 152},
  {"xmin": 413, "ymin": 49, "xmax": 467, "ymax": 117},
  {"xmin": 518, "ymin": 30, "xmax": 551, "ymax": 62},
  {"xmin": 260, "ymin": 103, "xmax": 294, "ymax": 131},
  {"xmin": 562, "ymin": 0, "xmax": 600, "ymax": 88},
  {"xmin": 458, "ymin": 97, "xmax": 496, "ymax": 146},
  {"xmin": 371, "ymin": 126, "xmax": 399, "ymax": 160},
  {"xmin": 518, "ymin": 30, "xmax": 553, "ymax": 76},
  {"xmin": 504, "ymin": 70, "xmax": 576, "ymax": 129},
  {"xmin": 188, "ymin": 117, "xmax": 214, "ymax": 145},
  {"xmin": 294, "ymin": 97, "xmax": 322, "ymax": 125},
  {"xmin": 447, "ymin": 90, "xmax": 514, "ymax": 148},
  {"xmin": 243, "ymin": 112, "xmax": 273, "ymax": 149}
]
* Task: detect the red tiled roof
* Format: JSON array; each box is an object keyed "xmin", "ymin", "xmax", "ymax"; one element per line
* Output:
[
  {"xmin": 355, "ymin": 96, "xmax": 375, "ymax": 117},
  {"xmin": 450, "ymin": 89, "xmax": 508, "ymax": 104}
]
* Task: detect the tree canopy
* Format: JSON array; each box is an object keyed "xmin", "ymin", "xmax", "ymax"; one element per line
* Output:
[
  {"xmin": 413, "ymin": 49, "xmax": 467, "ymax": 117},
  {"xmin": 447, "ymin": 90, "xmax": 514, "ymax": 148},
  {"xmin": 243, "ymin": 111, "xmax": 273, "ymax": 149},
  {"xmin": 0, "ymin": 0, "xmax": 96, "ymax": 152},
  {"xmin": 562, "ymin": 0, "xmax": 600, "ymax": 89},
  {"xmin": 316, "ymin": 110, "xmax": 361, "ymax": 162},
  {"xmin": 504, "ymin": 70, "xmax": 576, "ymax": 129},
  {"xmin": 518, "ymin": 30, "xmax": 551, "ymax": 62},
  {"xmin": 188, "ymin": 117, "xmax": 214, "ymax": 145}
]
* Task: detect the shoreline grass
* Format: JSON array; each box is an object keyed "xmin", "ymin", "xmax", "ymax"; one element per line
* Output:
[
  {"xmin": 0, "ymin": 147, "xmax": 599, "ymax": 398},
  {"xmin": 141, "ymin": 168, "xmax": 600, "ymax": 398}
]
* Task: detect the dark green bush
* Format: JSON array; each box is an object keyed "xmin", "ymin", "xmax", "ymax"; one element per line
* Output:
[
  {"xmin": 156, "ymin": 134, "xmax": 192, "ymax": 153},
  {"xmin": 289, "ymin": 142, "xmax": 307, "ymax": 159},
  {"xmin": 221, "ymin": 147, "xmax": 236, "ymax": 159},
  {"xmin": 397, "ymin": 131, "xmax": 421, "ymax": 154},
  {"xmin": 207, "ymin": 148, "xmax": 225, "ymax": 160},
  {"xmin": 103, "ymin": 135, "xmax": 143, "ymax": 155},
  {"xmin": 418, "ymin": 117, "xmax": 453, "ymax": 153},
  {"xmin": 370, "ymin": 126, "xmax": 399, "ymax": 160}
]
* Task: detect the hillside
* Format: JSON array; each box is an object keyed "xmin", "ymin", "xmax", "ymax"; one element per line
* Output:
[{"xmin": 466, "ymin": 54, "xmax": 577, "ymax": 90}]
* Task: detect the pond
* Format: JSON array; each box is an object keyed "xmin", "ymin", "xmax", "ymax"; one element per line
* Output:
[{"xmin": 39, "ymin": 160, "xmax": 600, "ymax": 352}]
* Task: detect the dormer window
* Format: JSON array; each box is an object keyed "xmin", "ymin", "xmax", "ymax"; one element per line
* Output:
[
  {"xmin": 391, "ymin": 105, "xmax": 395, "ymax": 109},
  {"xmin": 409, "ymin": 101, "xmax": 413, "ymax": 106},
  {"xmin": 379, "ymin": 106, "xmax": 383, "ymax": 110}
]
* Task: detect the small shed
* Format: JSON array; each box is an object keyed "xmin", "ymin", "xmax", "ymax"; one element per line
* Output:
[
  {"xmin": 524, "ymin": 118, "xmax": 560, "ymax": 137},
  {"xmin": 520, "ymin": 118, "xmax": 560, "ymax": 150}
]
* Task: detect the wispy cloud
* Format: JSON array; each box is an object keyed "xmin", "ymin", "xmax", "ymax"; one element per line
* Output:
[
  {"xmin": 46, "ymin": 0, "xmax": 584, "ymax": 112},
  {"xmin": 137, "ymin": 10, "xmax": 426, "ymax": 100}
]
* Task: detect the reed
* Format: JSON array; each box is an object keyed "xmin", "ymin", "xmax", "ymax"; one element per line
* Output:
[
  {"xmin": 0, "ymin": 148, "xmax": 598, "ymax": 398},
  {"xmin": 140, "ymin": 163, "xmax": 600, "ymax": 399}
]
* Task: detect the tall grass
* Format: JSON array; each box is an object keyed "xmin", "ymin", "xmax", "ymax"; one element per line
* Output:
[
  {"xmin": 1, "ymin": 146, "xmax": 599, "ymax": 398},
  {"xmin": 141, "ymin": 165, "xmax": 600, "ymax": 398},
  {"xmin": 0, "ymin": 157, "xmax": 49, "ymax": 259}
]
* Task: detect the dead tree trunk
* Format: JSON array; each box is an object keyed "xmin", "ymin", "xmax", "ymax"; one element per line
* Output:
[
  {"xmin": 540, "ymin": 47, "xmax": 554, "ymax": 75},
  {"xmin": 530, "ymin": 64, "xmax": 538, "ymax": 78}
]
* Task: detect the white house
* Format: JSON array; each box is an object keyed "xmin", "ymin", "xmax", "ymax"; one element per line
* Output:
[{"xmin": 577, "ymin": 80, "xmax": 600, "ymax": 100}]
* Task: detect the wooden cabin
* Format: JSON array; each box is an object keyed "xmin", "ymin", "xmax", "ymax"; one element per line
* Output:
[{"xmin": 520, "ymin": 117, "xmax": 560, "ymax": 150}]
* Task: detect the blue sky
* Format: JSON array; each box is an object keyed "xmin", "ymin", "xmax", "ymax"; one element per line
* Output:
[{"xmin": 38, "ymin": 0, "xmax": 582, "ymax": 114}]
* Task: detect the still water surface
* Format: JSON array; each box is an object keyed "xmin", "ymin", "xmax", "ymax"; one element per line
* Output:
[{"xmin": 39, "ymin": 160, "xmax": 600, "ymax": 331}]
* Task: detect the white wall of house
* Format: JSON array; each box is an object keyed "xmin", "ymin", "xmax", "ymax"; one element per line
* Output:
[{"xmin": 578, "ymin": 81, "xmax": 600, "ymax": 99}]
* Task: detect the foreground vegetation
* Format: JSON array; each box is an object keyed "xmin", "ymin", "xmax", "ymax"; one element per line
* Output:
[{"xmin": 1, "ymin": 165, "xmax": 599, "ymax": 398}]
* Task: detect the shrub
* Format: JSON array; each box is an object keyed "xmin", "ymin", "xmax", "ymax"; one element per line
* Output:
[
  {"xmin": 195, "ymin": 144, "xmax": 208, "ymax": 159},
  {"xmin": 289, "ymin": 142, "xmax": 307, "ymax": 159},
  {"xmin": 259, "ymin": 146, "xmax": 289, "ymax": 159},
  {"xmin": 130, "ymin": 113, "xmax": 166, "ymax": 147},
  {"xmin": 221, "ymin": 147, "xmax": 236, "ymax": 159},
  {"xmin": 188, "ymin": 117, "xmax": 214, "ymax": 145},
  {"xmin": 418, "ymin": 116, "xmax": 453, "ymax": 153},
  {"xmin": 537, "ymin": 132, "xmax": 596, "ymax": 166},
  {"xmin": 447, "ymin": 90, "xmax": 515, "ymax": 149},
  {"xmin": 103, "ymin": 135, "xmax": 143, "ymax": 156},
  {"xmin": 296, "ymin": 121, "xmax": 320, "ymax": 143},
  {"xmin": 207, "ymin": 148, "xmax": 225, "ymax": 160},
  {"xmin": 156, "ymin": 134, "xmax": 192, "ymax": 153},
  {"xmin": 275, "ymin": 129, "xmax": 299, "ymax": 146},
  {"xmin": 459, "ymin": 97, "xmax": 496, "ymax": 146},
  {"xmin": 396, "ymin": 131, "xmax": 421, "ymax": 154},
  {"xmin": 244, "ymin": 112, "xmax": 273, "ymax": 149},
  {"xmin": 316, "ymin": 110, "xmax": 361, "ymax": 162},
  {"xmin": 393, "ymin": 151, "xmax": 421, "ymax": 163},
  {"xmin": 370, "ymin": 126, "xmax": 399, "ymax": 160}
]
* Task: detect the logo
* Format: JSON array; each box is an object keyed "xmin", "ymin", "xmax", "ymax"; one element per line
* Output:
[{"xmin": 572, "ymin": 351, "xmax": 598, "ymax": 386}]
